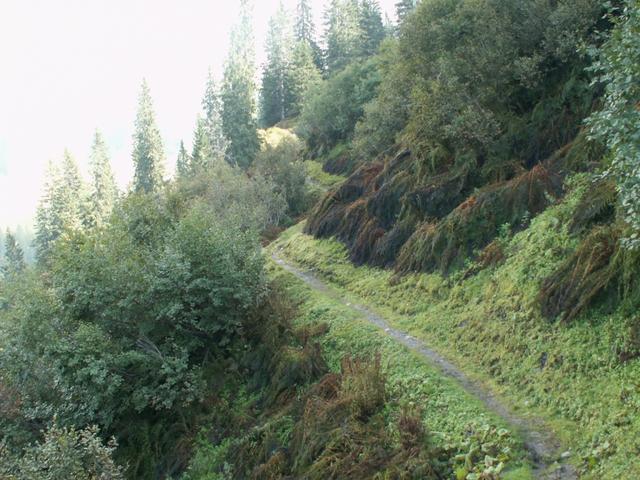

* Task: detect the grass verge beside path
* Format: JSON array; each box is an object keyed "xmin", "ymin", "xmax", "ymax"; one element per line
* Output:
[
  {"xmin": 267, "ymin": 258, "xmax": 535, "ymax": 480},
  {"xmin": 268, "ymin": 207, "xmax": 640, "ymax": 479}
]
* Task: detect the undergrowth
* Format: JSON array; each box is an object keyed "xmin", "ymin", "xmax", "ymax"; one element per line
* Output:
[{"xmin": 181, "ymin": 268, "xmax": 534, "ymax": 480}]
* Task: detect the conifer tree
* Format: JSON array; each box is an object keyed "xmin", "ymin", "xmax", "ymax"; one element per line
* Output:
[
  {"xmin": 323, "ymin": 0, "xmax": 363, "ymax": 74},
  {"xmin": 260, "ymin": 3, "xmax": 293, "ymax": 128},
  {"xmin": 221, "ymin": 0, "xmax": 260, "ymax": 169},
  {"xmin": 132, "ymin": 80, "xmax": 165, "ymax": 193},
  {"xmin": 359, "ymin": 0, "xmax": 385, "ymax": 56},
  {"xmin": 395, "ymin": 0, "xmax": 418, "ymax": 24},
  {"xmin": 176, "ymin": 140, "xmax": 191, "ymax": 179},
  {"xmin": 202, "ymin": 70, "xmax": 228, "ymax": 161},
  {"xmin": 287, "ymin": 40, "xmax": 322, "ymax": 117},
  {"xmin": 191, "ymin": 116, "xmax": 213, "ymax": 173},
  {"xmin": 2, "ymin": 229, "xmax": 26, "ymax": 277},
  {"xmin": 86, "ymin": 130, "xmax": 118, "ymax": 228},
  {"xmin": 295, "ymin": 0, "xmax": 323, "ymax": 70},
  {"xmin": 34, "ymin": 152, "xmax": 85, "ymax": 263}
]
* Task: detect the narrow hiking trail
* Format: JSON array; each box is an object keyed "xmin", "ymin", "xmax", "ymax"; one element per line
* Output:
[{"xmin": 272, "ymin": 252, "xmax": 578, "ymax": 480}]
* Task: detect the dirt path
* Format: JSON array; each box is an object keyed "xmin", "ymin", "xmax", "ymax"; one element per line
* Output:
[{"xmin": 272, "ymin": 253, "xmax": 578, "ymax": 480}]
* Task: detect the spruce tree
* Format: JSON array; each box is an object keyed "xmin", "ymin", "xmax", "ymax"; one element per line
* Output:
[
  {"xmin": 287, "ymin": 40, "xmax": 322, "ymax": 117},
  {"xmin": 295, "ymin": 0, "xmax": 323, "ymax": 70},
  {"xmin": 2, "ymin": 229, "xmax": 26, "ymax": 277},
  {"xmin": 359, "ymin": 0, "xmax": 385, "ymax": 56},
  {"xmin": 260, "ymin": 3, "xmax": 293, "ymax": 128},
  {"xmin": 34, "ymin": 152, "xmax": 85, "ymax": 263},
  {"xmin": 176, "ymin": 140, "xmax": 191, "ymax": 179},
  {"xmin": 132, "ymin": 80, "xmax": 165, "ymax": 193},
  {"xmin": 86, "ymin": 130, "xmax": 118, "ymax": 228},
  {"xmin": 395, "ymin": 0, "xmax": 418, "ymax": 24},
  {"xmin": 323, "ymin": 0, "xmax": 363, "ymax": 74},
  {"xmin": 221, "ymin": 0, "xmax": 260, "ymax": 169},
  {"xmin": 191, "ymin": 116, "xmax": 213, "ymax": 173},
  {"xmin": 202, "ymin": 70, "xmax": 228, "ymax": 161}
]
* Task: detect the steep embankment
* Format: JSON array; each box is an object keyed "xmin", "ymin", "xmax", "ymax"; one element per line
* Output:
[{"xmin": 270, "ymin": 192, "xmax": 640, "ymax": 479}]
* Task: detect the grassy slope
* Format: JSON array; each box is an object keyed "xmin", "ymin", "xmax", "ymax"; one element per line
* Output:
[
  {"xmin": 305, "ymin": 160, "xmax": 346, "ymax": 191},
  {"xmin": 267, "ymin": 261, "xmax": 534, "ymax": 479},
  {"xmin": 269, "ymin": 178, "xmax": 640, "ymax": 479}
]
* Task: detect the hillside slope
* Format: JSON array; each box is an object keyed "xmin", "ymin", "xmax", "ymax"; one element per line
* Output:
[{"xmin": 272, "ymin": 200, "xmax": 640, "ymax": 479}]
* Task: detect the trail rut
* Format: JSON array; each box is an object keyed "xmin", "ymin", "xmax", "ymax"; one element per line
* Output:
[{"xmin": 272, "ymin": 252, "xmax": 578, "ymax": 480}]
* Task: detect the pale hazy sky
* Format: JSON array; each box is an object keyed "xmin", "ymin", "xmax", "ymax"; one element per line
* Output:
[{"xmin": 0, "ymin": 0, "xmax": 397, "ymax": 229}]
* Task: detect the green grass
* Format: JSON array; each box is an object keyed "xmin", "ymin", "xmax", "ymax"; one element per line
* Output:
[
  {"xmin": 267, "ymin": 260, "xmax": 534, "ymax": 479},
  {"xmin": 305, "ymin": 160, "xmax": 345, "ymax": 191},
  {"xmin": 269, "ymin": 183, "xmax": 640, "ymax": 479}
]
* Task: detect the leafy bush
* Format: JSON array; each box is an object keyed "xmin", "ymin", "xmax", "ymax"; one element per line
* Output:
[
  {"xmin": 0, "ymin": 188, "xmax": 267, "ymax": 477},
  {"xmin": 587, "ymin": 0, "xmax": 640, "ymax": 248},
  {"xmin": 0, "ymin": 424, "xmax": 125, "ymax": 480},
  {"xmin": 253, "ymin": 130, "xmax": 309, "ymax": 218},
  {"xmin": 298, "ymin": 58, "xmax": 380, "ymax": 156}
]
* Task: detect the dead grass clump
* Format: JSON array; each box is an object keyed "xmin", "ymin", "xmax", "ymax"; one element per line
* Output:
[
  {"xmin": 305, "ymin": 162, "xmax": 383, "ymax": 240},
  {"xmin": 267, "ymin": 343, "xmax": 328, "ymax": 406},
  {"xmin": 340, "ymin": 354, "xmax": 386, "ymax": 421},
  {"xmin": 569, "ymin": 179, "xmax": 616, "ymax": 234},
  {"xmin": 538, "ymin": 224, "xmax": 640, "ymax": 322},
  {"xmin": 306, "ymin": 149, "xmax": 475, "ymax": 268},
  {"xmin": 397, "ymin": 161, "xmax": 564, "ymax": 274},
  {"xmin": 252, "ymin": 450, "xmax": 288, "ymax": 480}
]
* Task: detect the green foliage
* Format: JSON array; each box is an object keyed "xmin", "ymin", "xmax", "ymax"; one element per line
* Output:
[
  {"xmin": 1, "ymin": 179, "xmax": 270, "ymax": 477},
  {"xmin": 191, "ymin": 115, "xmax": 214, "ymax": 173},
  {"xmin": 177, "ymin": 160, "xmax": 288, "ymax": 231},
  {"xmin": 323, "ymin": 0, "xmax": 363, "ymax": 74},
  {"xmin": 395, "ymin": 0, "xmax": 417, "ymax": 24},
  {"xmin": 587, "ymin": 0, "xmax": 640, "ymax": 248},
  {"xmin": 222, "ymin": 0, "xmax": 260, "ymax": 169},
  {"xmin": 132, "ymin": 80, "xmax": 166, "ymax": 193},
  {"xmin": 34, "ymin": 152, "xmax": 85, "ymax": 263},
  {"xmin": 271, "ymin": 208, "xmax": 640, "ymax": 478},
  {"xmin": 176, "ymin": 139, "xmax": 191, "ymax": 179},
  {"xmin": 298, "ymin": 58, "xmax": 380, "ymax": 155},
  {"xmin": 294, "ymin": 0, "xmax": 323, "ymax": 69},
  {"xmin": 260, "ymin": 3, "xmax": 294, "ymax": 128},
  {"xmin": 2, "ymin": 230, "xmax": 26, "ymax": 278},
  {"xmin": 0, "ymin": 424, "xmax": 125, "ymax": 480},
  {"xmin": 85, "ymin": 130, "xmax": 118, "ymax": 229},
  {"xmin": 358, "ymin": 0, "xmax": 386, "ymax": 57},
  {"xmin": 253, "ymin": 130, "xmax": 309, "ymax": 218},
  {"xmin": 202, "ymin": 70, "xmax": 228, "ymax": 162},
  {"xmin": 353, "ymin": 39, "xmax": 411, "ymax": 161},
  {"xmin": 305, "ymin": 0, "xmax": 605, "ymax": 274},
  {"xmin": 287, "ymin": 41, "xmax": 322, "ymax": 119}
]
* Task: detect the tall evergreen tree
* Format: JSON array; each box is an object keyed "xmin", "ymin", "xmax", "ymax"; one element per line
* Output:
[
  {"xmin": 323, "ymin": 0, "xmax": 363, "ymax": 74},
  {"xmin": 202, "ymin": 70, "xmax": 228, "ymax": 161},
  {"xmin": 260, "ymin": 3, "xmax": 294, "ymax": 128},
  {"xmin": 221, "ymin": 0, "xmax": 260, "ymax": 169},
  {"xmin": 191, "ymin": 116, "xmax": 213, "ymax": 173},
  {"xmin": 287, "ymin": 40, "xmax": 323, "ymax": 117},
  {"xmin": 295, "ymin": 0, "xmax": 323, "ymax": 70},
  {"xmin": 34, "ymin": 152, "xmax": 85, "ymax": 263},
  {"xmin": 395, "ymin": 0, "xmax": 418, "ymax": 24},
  {"xmin": 86, "ymin": 130, "xmax": 118, "ymax": 228},
  {"xmin": 359, "ymin": 0, "xmax": 385, "ymax": 56},
  {"xmin": 176, "ymin": 140, "xmax": 191, "ymax": 179},
  {"xmin": 132, "ymin": 80, "xmax": 165, "ymax": 193},
  {"xmin": 2, "ymin": 229, "xmax": 25, "ymax": 277}
]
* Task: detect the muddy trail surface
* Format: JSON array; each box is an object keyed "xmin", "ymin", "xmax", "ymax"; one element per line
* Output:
[{"xmin": 272, "ymin": 252, "xmax": 578, "ymax": 480}]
